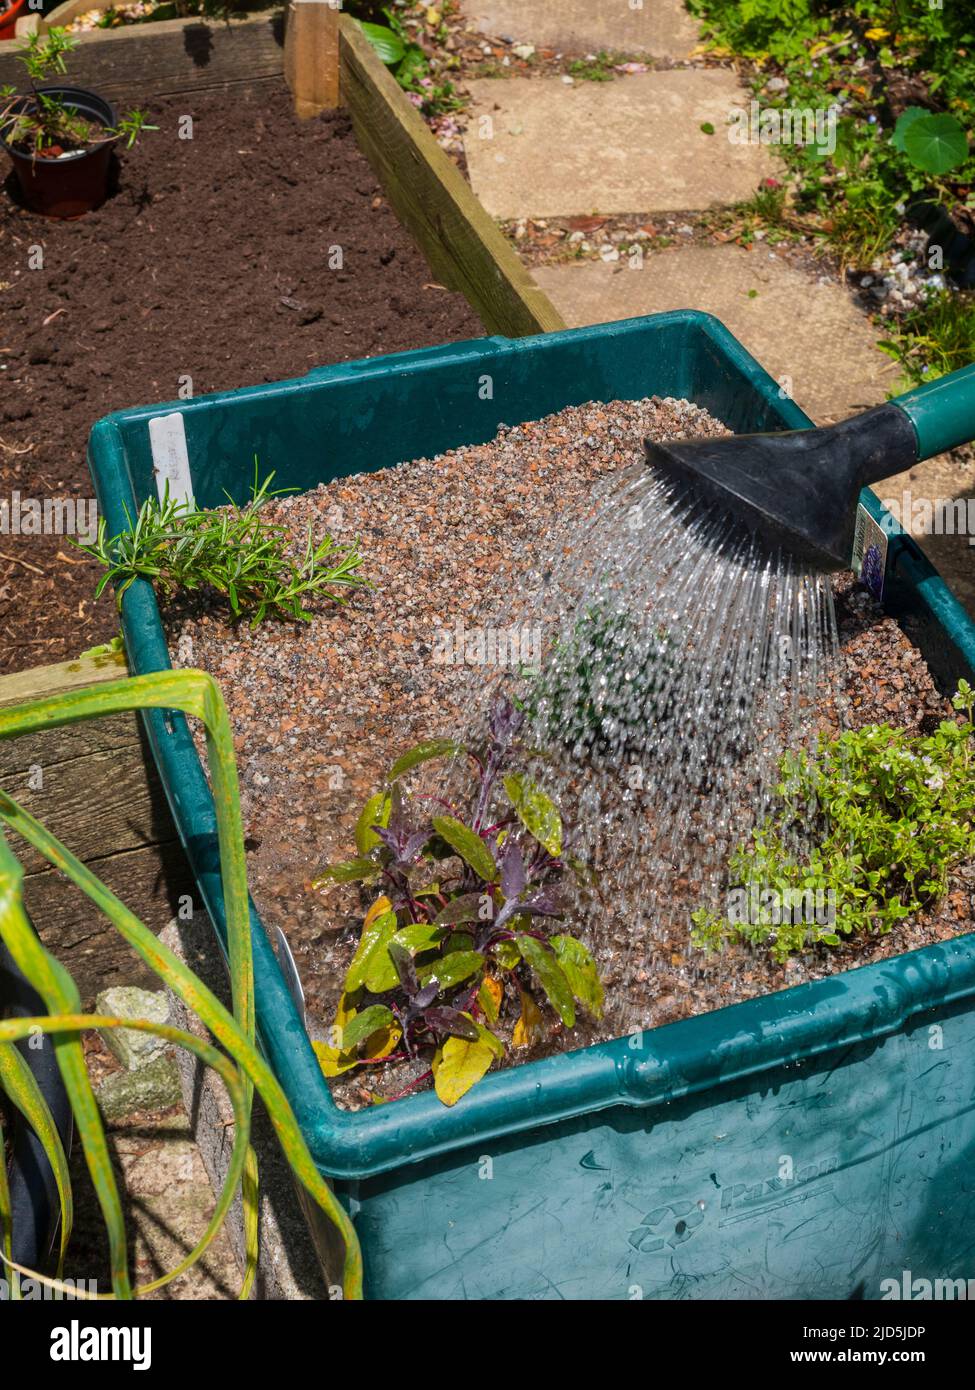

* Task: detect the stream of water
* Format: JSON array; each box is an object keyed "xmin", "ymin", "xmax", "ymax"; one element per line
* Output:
[{"xmin": 447, "ymin": 459, "xmax": 846, "ymax": 1030}]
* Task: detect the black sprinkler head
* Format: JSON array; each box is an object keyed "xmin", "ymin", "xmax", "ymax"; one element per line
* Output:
[{"xmin": 645, "ymin": 403, "xmax": 920, "ymax": 572}]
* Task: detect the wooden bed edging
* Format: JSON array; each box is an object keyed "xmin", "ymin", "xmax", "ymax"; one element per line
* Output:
[
  {"xmin": 338, "ymin": 13, "xmax": 566, "ymax": 338},
  {"xmin": 0, "ymin": 9, "xmax": 285, "ymax": 102}
]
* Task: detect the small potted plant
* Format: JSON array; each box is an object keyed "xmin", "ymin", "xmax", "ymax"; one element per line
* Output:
[{"xmin": 0, "ymin": 28, "xmax": 154, "ymax": 217}]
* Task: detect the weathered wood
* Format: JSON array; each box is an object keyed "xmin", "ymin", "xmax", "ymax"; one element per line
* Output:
[
  {"xmin": 338, "ymin": 13, "xmax": 566, "ymax": 337},
  {"xmin": 0, "ymin": 647, "xmax": 127, "ymax": 708},
  {"xmin": 284, "ymin": 0, "xmax": 339, "ymax": 118},
  {"xmin": 0, "ymin": 12, "xmax": 285, "ymax": 104},
  {"xmin": 0, "ymin": 653, "xmax": 196, "ymax": 1006},
  {"xmin": 27, "ymin": 841, "xmax": 196, "ymax": 1006}
]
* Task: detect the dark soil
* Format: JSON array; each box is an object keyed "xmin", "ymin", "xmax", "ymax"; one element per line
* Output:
[{"xmin": 0, "ymin": 82, "xmax": 482, "ymax": 675}]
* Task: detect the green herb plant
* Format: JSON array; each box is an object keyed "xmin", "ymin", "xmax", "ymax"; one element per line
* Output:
[
  {"xmin": 878, "ymin": 287, "xmax": 975, "ymax": 385},
  {"xmin": 692, "ymin": 682, "xmax": 975, "ymax": 961},
  {"xmin": 81, "ymin": 465, "xmax": 368, "ymax": 627},
  {"xmin": 312, "ymin": 698, "xmax": 603, "ymax": 1106},
  {"xmin": 0, "ymin": 30, "xmax": 156, "ymax": 158}
]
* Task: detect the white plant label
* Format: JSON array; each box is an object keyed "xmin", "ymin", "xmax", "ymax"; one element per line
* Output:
[{"xmin": 148, "ymin": 412, "xmax": 195, "ymax": 510}]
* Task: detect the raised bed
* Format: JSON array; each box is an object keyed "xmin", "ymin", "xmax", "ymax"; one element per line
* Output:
[
  {"xmin": 0, "ymin": 7, "xmax": 561, "ymax": 990},
  {"xmin": 88, "ymin": 309, "xmax": 975, "ymax": 1300}
]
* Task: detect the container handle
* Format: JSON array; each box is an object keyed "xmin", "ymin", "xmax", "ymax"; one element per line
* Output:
[{"xmin": 892, "ymin": 362, "xmax": 975, "ymax": 460}]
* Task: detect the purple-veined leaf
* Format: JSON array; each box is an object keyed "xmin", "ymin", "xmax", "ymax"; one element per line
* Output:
[
  {"xmin": 422, "ymin": 1006, "xmax": 480, "ymax": 1042},
  {"xmin": 434, "ymin": 892, "xmax": 490, "ymax": 926},
  {"xmin": 388, "ymin": 939, "xmax": 419, "ymax": 995},
  {"xmin": 500, "ymin": 837, "xmax": 526, "ymax": 899}
]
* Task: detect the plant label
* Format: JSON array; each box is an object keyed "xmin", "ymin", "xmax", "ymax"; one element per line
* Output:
[{"xmin": 149, "ymin": 412, "xmax": 195, "ymax": 511}]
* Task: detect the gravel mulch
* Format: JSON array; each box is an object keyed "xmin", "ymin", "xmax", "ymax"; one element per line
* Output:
[{"xmin": 166, "ymin": 396, "xmax": 974, "ymax": 1107}]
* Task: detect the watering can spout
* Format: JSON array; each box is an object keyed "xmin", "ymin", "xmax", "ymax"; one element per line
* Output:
[{"xmin": 645, "ymin": 363, "xmax": 975, "ymax": 571}]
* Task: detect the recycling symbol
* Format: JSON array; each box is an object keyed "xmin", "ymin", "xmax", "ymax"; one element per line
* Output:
[{"xmin": 628, "ymin": 1201, "xmax": 704, "ymax": 1253}]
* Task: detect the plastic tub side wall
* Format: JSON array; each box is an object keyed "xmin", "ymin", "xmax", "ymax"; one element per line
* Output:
[{"xmin": 352, "ymin": 990, "xmax": 975, "ymax": 1300}]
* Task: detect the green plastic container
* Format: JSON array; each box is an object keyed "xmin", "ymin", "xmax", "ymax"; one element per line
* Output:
[{"xmin": 87, "ymin": 312, "xmax": 975, "ymax": 1300}]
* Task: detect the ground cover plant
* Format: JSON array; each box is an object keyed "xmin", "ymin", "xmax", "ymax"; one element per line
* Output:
[
  {"xmin": 352, "ymin": 0, "xmax": 465, "ymax": 118},
  {"xmin": 312, "ymin": 697, "xmax": 603, "ymax": 1106},
  {"xmin": 689, "ymin": 0, "xmax": 975, "ymax": 381},
  {"xmin": 692, "ymin": 680, "xmax": 975, "ymax": 960},
  {"xmin": 81, "ymin": 468, "xmax": 368, "ymax": 627}
]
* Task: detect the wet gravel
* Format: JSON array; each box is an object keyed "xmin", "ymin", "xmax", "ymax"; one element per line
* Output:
[{"xmin": 166, "ymin": 398, "xmax": 974, "ymax": 1105}]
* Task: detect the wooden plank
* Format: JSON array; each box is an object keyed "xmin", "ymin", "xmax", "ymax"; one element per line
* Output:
[
  {"xmin": 0, "ymin": 654, "xmax": 196, "ymax": 1004},
  {"xmin": 0, "ymin": 648, "xmax": 127, "ymax": 709},
  {"xmin": 0, "ymin": 722, "xmax": 173, "ymax": 877},
  {"xmin": 0, "ymin": 12, "xmax": 285, "ymax": 103},
  {"xmin": 338, "ymin": 13, "xmax": 566, "ymax": 338},
  {"xmin": 27, "ymin": 841, "xmax": 197, "ymax": 1006},
  {"xmin": 284, "ymin": 0, "xmax": 339, "ymax": 118}
]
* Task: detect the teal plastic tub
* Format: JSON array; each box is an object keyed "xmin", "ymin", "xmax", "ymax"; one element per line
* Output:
[{"xmin": 88, "ymin": 312, "xmax": 975, "ymax": 1300}]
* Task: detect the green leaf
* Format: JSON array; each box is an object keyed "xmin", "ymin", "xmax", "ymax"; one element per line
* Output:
[
  {"xmin": 700, "ymin": 121, "xmax": 715, "ymax": 135},
  {"xmin": 345, "ymin": 902, "xmax": 398, "ymax": 992},
  {"xmin": 902, "ymin": 112, "xmax": 969, "ymax": 175},
  {"xmin": 551, "ymin": 935, "xmax": 604, "ymax": 1018},
  {"xmin": 432, "ymin": 1024, "xmax": 503, "ymax": 1105},
  {"xmin": 354, "ymin": 792, "xmax": 391, "ymax": 855},
  {"xmin": 418, "ymin": 949, "xmax": 484, "ymax": 992},
  {"xmin": 390, "ymin": 921, "xmax": 445, "ymax": 954},
  {"xmin": 478, "ymin": 974, "xmax": 502, "ymax": 1024},
  {"xmin": 503, "ymin": 775, "xmax": 562, "ymax": 856},
  {"xmin": 891, "ymin": 105, "xmax": 929, "ymax": 154},
  {"xmin": 492, "ymin": 939, "xmax": 521, "ymax": 971},
  {"xmin": 515, "ymin": 935, "xmax": 575, "ymax": 1027},
  {"xmin": 311, "ymin": 856, "xmax": 378, "ymax": 888},
  {"xmin": 431, "ymin": 814, "xmax": 497, "ymax": 881},
  {"xmin": 388, "ymin": 738, "xmax": 462, "ymax": 783},
  {"xmin": 342, "ymin": 1005, "xmax": 395, "ymax": 1050},
  {"xmin": 357, "ymin": 19, "xmax": 406, "ymax": 66}
]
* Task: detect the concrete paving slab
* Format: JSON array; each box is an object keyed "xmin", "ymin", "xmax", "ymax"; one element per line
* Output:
[
  {"xmin": 463, "ymin": 70, "xmax": 777, "ymax": 218},
  {"xmin": 533, "ymin": 246, "xmax": 899, "ymax": 424},
  {"xmin": 461, "ymin": 0, "xmax": 701, "ymax": 58},
  {"xmin": 873, "ymin": 453, "xmax": 975, "ymax": 621}
]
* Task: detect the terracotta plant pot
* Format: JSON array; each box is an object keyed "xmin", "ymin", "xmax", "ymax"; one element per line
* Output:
[
  {"xmin": 2, "ymin": 84, "xmax": 118, "ymax": 218},
  {"xmin": 0, "ymin": 0, "xmax": 29, "ymax": 42}
]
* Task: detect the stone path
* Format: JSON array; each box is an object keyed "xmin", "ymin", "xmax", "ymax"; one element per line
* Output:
[
  {"xmin": 534, "ymin": 246, "xmax": 899, "ymax": 425},
  {"xmin": 461, "ymin": 0, "xmax": 700, "ymax": 58},
  {"xmin": 463, "ymin": 71, "xmax": 775, "ymax": 219},
  {"xmin": 457, "ymin": 0, "xmax": 974, "ymax": 615}
]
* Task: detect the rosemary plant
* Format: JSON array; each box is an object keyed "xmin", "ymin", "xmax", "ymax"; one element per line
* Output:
[{"xmin": 81, "ymin": 466, "xmax": 369, "ymax": 626}]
